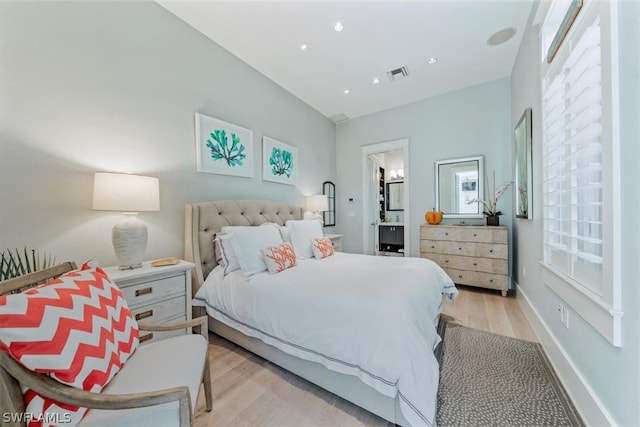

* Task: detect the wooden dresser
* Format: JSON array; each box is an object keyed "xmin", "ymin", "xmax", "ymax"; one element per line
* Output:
[{"xmin": 420, "ymin": 224, "xmax": 509, "ymax": 296}]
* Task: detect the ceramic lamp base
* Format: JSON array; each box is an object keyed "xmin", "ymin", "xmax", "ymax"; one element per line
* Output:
[
  {"xmin": 112, "ymin": 213, "xmax": 147, "ymax": 270},
  {"xmin": 304, "ymin": 211, "xmax": 324, "ymax": 224}
]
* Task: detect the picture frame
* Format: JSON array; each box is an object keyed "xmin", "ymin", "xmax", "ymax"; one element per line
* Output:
[
  {"xmin": 515, "ymin": 108, "xmax": 533, "ymax": 219},
  {"xmin": 195, "ymin": 113, "xmax": 254, "ymax": 177},
  {"xmin": 546, "ymin": 0, "xmax": 583, "ymax": 63},
  {"xmin": 262, "ymin": 136, "xmax": 297, "ymax": 185}
]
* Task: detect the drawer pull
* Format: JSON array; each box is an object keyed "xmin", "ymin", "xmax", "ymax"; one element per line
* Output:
[
  {"xmin": 445, "ymin": 232, "xmax": 448, "ymax": 236},
  {"xmin": 489, "ymin": 249, "xmax": 494, "ymax": 253},
  {"xmin": 431, "ymin": 245, "xmax": 435, "ymax": 249},
  {"xmin": 135, "ymin": 310, "xmax": 153, "ymax": 321},
  {"xmin": 445, "ymin": 260, "xmax": 449, "ymax": 263},
  {"xmin": 458, "ymin": 247, "xmax": 462, "ymax": 251},
  {"xmin": 458, "ymin": 275, "xmax": 463, "ymax": 279},
  {"xmin": 140, "ymin": 333, "xmax": 154, "ymax": 343},
  {"xmin": 489, "ymin": 279, "xmax": 494, "ymax": 283},
  {"xmin": 135, "ymin": 287, "xmax": 153, "ymax": 297},
  {"xmin": 473, "ymin": 262, "xmax": 477, "ymax": 266},
  {"xmin": 474, "ymin": 233, "xmax": 477, "ymax": 237}
]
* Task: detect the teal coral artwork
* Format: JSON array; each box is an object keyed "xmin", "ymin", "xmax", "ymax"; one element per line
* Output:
[
  {"xmin": 195, "ymin": 113, "xmax": 253, "ymax": 177},
  {"xmin": 269, "ymin": 147, "xmax": 293, "ymax": 177},
  {"xmin": 206, "ymin": 129, "xmax": 246, "ymax": 167},
  {"xmin": 262, "ymin": 136, "xmax": 297, "ymax": 185}
]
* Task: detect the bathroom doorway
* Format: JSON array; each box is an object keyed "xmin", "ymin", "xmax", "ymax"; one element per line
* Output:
[{"xmin": 360, "ymin": 139, "xmax": 410, "ymax": 256}]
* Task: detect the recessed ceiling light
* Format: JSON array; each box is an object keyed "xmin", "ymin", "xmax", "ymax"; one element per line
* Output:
[
  {"xmin": 334, "ymin": 22, "xmax": 344, "ymax": 32},
  {"xmin": 427, "ymin": 57, "xmax": 438, "ymax": 65},
  {"xmin": 487, "ymin": 27, "xmax": 517, "ymax": 46},
  {"xmin": 300, "ymin": 44, "xmax": 308, "ymax": 51},
  {"xmin": 372, "ymin": 78, "xmax": 380, "ymax": 85},
  {"xmin": 344, "ymin": 89, "xmax": 350, "ymax": 94}
]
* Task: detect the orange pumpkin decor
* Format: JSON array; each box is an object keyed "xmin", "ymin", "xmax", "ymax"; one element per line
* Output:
[{"xmin": 425, "ymin": 208, "xmax": 443, "ymax": 225}]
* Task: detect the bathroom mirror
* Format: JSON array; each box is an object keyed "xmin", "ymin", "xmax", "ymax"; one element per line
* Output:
[
  {"xmin": 386, "ymin": 181, "xmax": 404, "ymax": 211},
  {"xmin": 435, "ymin": 156, "xmax": 484, "ymax": 218}
]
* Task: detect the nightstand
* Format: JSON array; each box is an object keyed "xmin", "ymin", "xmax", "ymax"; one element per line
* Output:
[
  {"xmin": 103, "ymin": 260, "xmax": 195, "ymax": 345},
  {"xmin": 325, "ymin": 234, "xmax": 343, "ymax": 252}
]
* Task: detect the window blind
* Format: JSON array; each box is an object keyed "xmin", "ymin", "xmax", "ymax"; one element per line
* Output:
[{"xmin": 542, "ymin": 14, "xmax": 603, "ymax": 295}]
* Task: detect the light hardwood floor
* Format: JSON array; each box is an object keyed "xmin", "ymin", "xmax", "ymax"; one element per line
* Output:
[{"xmin": 193, "ymin": 285, "xmax": 537, "ymax": 426}]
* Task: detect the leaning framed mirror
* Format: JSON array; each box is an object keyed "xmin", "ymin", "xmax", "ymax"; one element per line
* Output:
[
  {"xmin": 435, "ymin": 156, "xmax": 484, "ymax": 218},
  {"xmin": 515, "ymin": 108, "xmax": 533, "ymax": 219}
]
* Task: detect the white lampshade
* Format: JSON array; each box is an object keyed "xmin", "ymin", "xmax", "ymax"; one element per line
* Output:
[
  {"xmin": 306, "ymin": 194, "xmax": 329, "ymax": 212},
  {"xmin": 93, "ymin": 172, "xmax": 160, "ymax": 212},
  {"xmin": 93, "ymin": 173, "xmax": 160, "ymax": 270}
]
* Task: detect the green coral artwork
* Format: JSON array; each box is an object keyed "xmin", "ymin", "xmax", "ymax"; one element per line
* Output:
[
  {"xmin": 262, "ymin": 136, "xmax": 297, "ymax": 185},
  {"xmin": 195, "ymin": 113, "xmax": 253, "ymax": 178},
  {"xmin": 269, "ymin": 147, "xmax": 293, "ymax": 177},
  {"xmin": 206, "ymin": 129, "xmax": 246, "ymax": 167}
]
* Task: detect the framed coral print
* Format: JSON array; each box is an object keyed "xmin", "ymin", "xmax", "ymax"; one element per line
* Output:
[
  {"xmin": 195, "ymin": 113, "xmax": 253, "ymax": 177},
  {"xmin": 262, "ymin": 136, "xmax": 297, "ymax": 185},
  {"xmin": 515, "ymin": 108, "xmax": 533, "ymax": 219}
]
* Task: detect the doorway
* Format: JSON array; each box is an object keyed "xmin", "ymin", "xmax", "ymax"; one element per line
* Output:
[{"xmin": 360, "ymin": 139, "xmax": 410, "ymax": 256}]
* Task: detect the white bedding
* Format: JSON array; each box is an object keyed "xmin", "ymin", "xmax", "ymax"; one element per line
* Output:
[{"xmin": 194, "ymin": 252, "xmax": 457, "ymax": 427}]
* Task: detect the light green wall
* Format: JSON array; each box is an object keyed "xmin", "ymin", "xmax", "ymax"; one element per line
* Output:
[
  {"xmin": 0, "ymin": 1, "xmax": 336, "ymax": 266},
  {"xmin": 335, "ymin": 78, "xmax": 513, "ymax": 256},
  {"xmin": 511, "ymin": 1, "xmax": 640, "ymax": 425}
]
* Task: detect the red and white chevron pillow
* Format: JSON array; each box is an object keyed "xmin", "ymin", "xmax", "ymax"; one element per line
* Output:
[{"xmin": 0, "ymin": 260, "xmax": 140, "ymax": 426}]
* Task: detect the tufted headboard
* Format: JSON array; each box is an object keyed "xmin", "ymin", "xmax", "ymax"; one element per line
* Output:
[{"xmin": 184, "ymin": 200, "xmax": 304, "ymax": 293}]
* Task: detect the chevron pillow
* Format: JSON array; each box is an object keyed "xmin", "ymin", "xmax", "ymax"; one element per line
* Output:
[{"xmin": 0, "ymin": 260, "xmax": 140, "ymax": 426}]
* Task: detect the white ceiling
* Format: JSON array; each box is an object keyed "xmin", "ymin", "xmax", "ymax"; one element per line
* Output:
[{"xmin": 159, "ymin": 0, "xmax": 534, "ymax": 121}]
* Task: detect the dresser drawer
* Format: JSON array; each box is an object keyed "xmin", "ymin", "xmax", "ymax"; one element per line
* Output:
[
  {"xmin": 420, "ymin": 226, "xmax": 507, "ymax": 243},
  {"xmin": 423, "ymin": 253, "xmax": 508, "ymax": 274},
  {"xmin": 130, "ymin": 295, "xmax": 186, "ymax": 324},
  {"xmin": 421, "ymin": 240, "xmax": 507, "ymax": 259},
  {"xmin": 120, "ymin": 274, "xmax": 184, "ymax": 308},
  {"xmin": 443, "ymin": 268, "xmax": 509, "ymax": 290}
]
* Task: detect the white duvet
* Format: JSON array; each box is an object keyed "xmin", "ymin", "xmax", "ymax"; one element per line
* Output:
[{"xmin": 194, "ymin": 252, "xmax": 457, "ymax": 427}]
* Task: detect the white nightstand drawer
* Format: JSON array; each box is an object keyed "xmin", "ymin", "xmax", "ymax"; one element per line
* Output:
[
  {"xmin": 130, "ymin": 295, "xmax": 186, "ymax": 323},
  {"xmin": 104, "ymin": 261, "xmax": 195, "ymax": 343},
  {"xmin": 120, "ymin": 274, "xmax": 184, "ymax": 308},
  {"xmin": 138, "ymin": 315, "xmax": 187, "ymax": 346}
]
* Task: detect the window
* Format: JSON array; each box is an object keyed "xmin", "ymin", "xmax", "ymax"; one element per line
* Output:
[{"xmin": 540, "ymin": 0, "xmax": 622, "ymax": 346}]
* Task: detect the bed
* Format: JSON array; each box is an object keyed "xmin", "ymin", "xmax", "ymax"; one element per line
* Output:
[{"xmin": 184, "ymin": 200, "xmax": 457, "ymax": 427}]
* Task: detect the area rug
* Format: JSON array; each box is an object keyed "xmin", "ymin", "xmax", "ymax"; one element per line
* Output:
[{"xmin": 436, "ymin": 323, "xmax": 584, "ymax": 427}]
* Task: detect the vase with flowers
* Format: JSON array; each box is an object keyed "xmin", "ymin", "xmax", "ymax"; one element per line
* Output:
[{"xmin": 468, "ymin": 170, "xmax": 512, "ymax": 226}]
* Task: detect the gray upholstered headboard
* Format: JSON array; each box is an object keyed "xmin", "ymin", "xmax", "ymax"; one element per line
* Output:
[{"xmin": 184, "ymin": 200, "xmax": 304, "ymax": 293}]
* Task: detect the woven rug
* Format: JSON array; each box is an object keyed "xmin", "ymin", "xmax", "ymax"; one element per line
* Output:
[{"xmin": 436, "ymin": 323, "xmax": 584, "ymax": 427}]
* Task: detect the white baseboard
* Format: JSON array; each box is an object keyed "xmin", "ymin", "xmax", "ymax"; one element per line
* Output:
[{"xmin": 516, "ymin": 285, "xmax": 615, "ymax": 426}]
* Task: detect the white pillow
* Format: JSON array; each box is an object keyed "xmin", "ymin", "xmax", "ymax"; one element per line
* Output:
[
  {"xmin": 216, "ymin": 234, "xmax": 240, "ymax": 276},
  {"xmin": 285, "ymin": 219, "xmax": 324, "ymax": 259},
  {"xmin": 227, "ymin": 224, "xmax": 283, "ymax": 278}
]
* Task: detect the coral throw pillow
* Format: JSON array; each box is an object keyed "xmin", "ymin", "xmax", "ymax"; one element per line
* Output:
[
  {"xmin": 261, "ymin": 243, "xmax": 297, "ymax": 273},
  {"xmin": 311, "ymin": 237, "xmax": 335, "ymax": 259},
  {"xmin": 0, "ymin": 260, "xmax": 140, "ymax": 426}
]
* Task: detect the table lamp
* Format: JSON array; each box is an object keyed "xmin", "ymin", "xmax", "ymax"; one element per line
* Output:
[
  {"xmin": 92, "ymin": 172, "xmax": 160, "ymax": 270},
  {"xmin": 304, "ymin": 194, "xmax": 329, "ymax": 224}
]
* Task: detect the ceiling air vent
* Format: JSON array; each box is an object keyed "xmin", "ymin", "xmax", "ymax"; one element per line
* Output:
[
  {"xmin": 329, "ymin": 113, "xmax": 349, "ymax": 123},
  {"xmin": 387, "ymin": 66, "xmax": 409, "ymax": 82}
]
